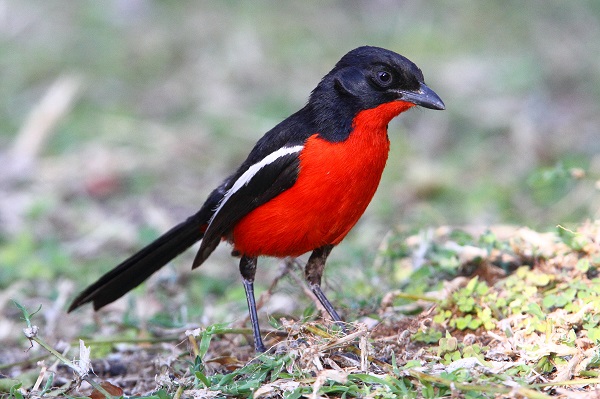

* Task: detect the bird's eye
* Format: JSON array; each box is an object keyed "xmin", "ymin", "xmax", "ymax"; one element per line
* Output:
[
  {"xmin": 374, "ymin": 70, "xmax": 393, "ymax": 87},
  {"xmin": 378, "ymin": 71, "xmax": 391, "ymax": 82}
]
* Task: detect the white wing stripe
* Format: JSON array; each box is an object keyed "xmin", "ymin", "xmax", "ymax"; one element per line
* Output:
[{"xmin": 209, "ymin": 145, "xmax": 303, "ymax": 224}]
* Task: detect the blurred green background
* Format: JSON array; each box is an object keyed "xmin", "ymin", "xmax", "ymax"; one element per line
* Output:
[{"xmin": 1, "ymin": 1, "xmax": 599, "ymax": 342}]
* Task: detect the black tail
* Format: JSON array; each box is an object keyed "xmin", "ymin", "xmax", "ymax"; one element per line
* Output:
[{"xmin": 68, "ymin": 210, "xmax": 209, "ymax": 312}]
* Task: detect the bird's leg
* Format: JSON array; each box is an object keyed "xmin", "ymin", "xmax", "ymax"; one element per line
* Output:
[
  {"xmin": 239, "ymin": 256, "xmax": 266, "ymax": 353},
  {"xmin": 305, "ymin": 245, "xmax": 344, "ymax": 326}
]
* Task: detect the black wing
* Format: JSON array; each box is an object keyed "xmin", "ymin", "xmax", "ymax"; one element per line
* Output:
[
  {"xmin": 68, "ymin": 104, "xmax": 317, "ymax": 311},
  {"xmin": 192, "ymin": 147, "xmax": 301, "ymax": 267}
]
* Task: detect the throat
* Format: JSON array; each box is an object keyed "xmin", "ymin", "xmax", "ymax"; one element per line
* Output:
[
  {"xmin": 354, "ymin": 101, "xmax": 415, "ymax": 131},
  {"xmin": 335, "ymin": 100, "xmax": 414, "ymax": 164}
]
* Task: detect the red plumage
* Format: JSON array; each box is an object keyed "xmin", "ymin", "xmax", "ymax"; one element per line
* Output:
[{"xmin": 232, "ymin": 101, "xmax": 415, "ymax": 257}]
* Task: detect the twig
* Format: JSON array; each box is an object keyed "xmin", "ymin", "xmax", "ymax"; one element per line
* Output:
[
  {"xmin": 25, "ymin": 333, "xmax": 114, "ymax": 398},
  {"xmin": 14, "ymin": 301, "xmax": 115, "ymax": 398},
  {"xmin": 285, "ymin": 259, "xmax": 332, "ymax": 318},
  {"xmin": 256, "ymin": 258, "xmax": 297, "ymax": 309}
]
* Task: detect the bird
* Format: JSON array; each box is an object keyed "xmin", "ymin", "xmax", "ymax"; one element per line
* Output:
[{"xmin": 68, "ymin": 46, "xmax": 445, "ymax": 352}]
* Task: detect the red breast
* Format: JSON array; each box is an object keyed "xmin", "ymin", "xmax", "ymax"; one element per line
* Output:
[{"xmin": 232, "ymin": 101, "xmax": 415, "ymax": 257}]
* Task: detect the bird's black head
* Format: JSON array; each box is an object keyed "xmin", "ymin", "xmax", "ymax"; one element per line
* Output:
[
  {"xmin": 308, "ymin": 46, "xmax": 444, "ymax": 141},
  {"xmin": 327, "ymin": 46, "xmax": 444, "ymax": 111}
]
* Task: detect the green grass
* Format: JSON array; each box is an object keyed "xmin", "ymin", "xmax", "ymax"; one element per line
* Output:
[{"xmin": 6, "ymin": 222, "xmax": 600, "ymax": 397}]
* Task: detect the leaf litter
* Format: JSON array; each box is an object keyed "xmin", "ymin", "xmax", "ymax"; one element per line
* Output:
[{"xmin": 2, "ymin": 221, "xmax": 600, "ymax": 398}]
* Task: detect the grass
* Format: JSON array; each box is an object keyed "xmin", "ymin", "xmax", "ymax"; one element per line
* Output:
[{"xmin": 5, "ymin": 221, "xmax": 600, "ymax": 397}]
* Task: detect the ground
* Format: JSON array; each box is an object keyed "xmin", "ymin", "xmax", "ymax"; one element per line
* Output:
[{"xmin": 2, "ymin": 222, "xmax": 600, "ymax": 398}]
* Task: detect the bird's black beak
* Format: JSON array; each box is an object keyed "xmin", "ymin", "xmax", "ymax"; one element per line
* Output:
[{"xmin": 397, "ymin": 82, "xmax": 445, "ymax": 110}]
